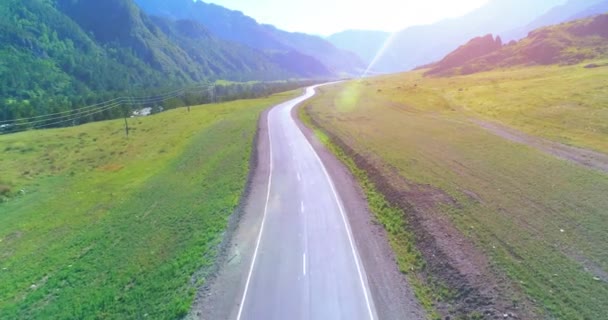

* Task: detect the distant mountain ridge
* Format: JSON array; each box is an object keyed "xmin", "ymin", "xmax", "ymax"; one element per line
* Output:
[
  {"xmin": 573, "ymin": 0, "xmax": 608, "ymax": 19},
  {"xmin": 327, "ymin": 30, "xmax": 390, "ymax": 66},
  {"xmin": 425, "ymin": 14, "xmax": 608, "ymax": 76},
  {"xmin": 503, "ymin": 0, "xmax": 608, "ymax": 40},
  {"xmin": 134, "ymin": 0, "xmax": 365, "ymax": 75},
  {"xmin": 329, "ymin": 0, "xmax": 566, "ymax": 74}
]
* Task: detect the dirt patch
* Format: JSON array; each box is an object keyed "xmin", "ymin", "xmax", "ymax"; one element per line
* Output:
[
  {"xmin": 303, "ymin": 107, "xmax": 537, "ymax": 319},
  {"xmin": 98, "ymin": 164, "xmax": 124, "ymax": 172},
  {"xmin": 3, "ymin": 230, "xmax": 23, "ymax": 242},
  {"xmin": 472, "ymin": 119, "xmax": 608, "ymax": 174},
  {"xmin": 565, "ymin": 249, "xmax": 608, "ymax": 283},
  {"xmin": 0, "ymin": 184, "xmax": 11, "ymax": 196}
]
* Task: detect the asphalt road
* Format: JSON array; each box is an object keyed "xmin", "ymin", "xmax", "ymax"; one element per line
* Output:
[{"xmin": 236, "ymin": 86, "xmax": 378, "ymax": 320}]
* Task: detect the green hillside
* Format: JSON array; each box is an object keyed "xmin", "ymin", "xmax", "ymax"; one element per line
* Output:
[
  {"xmin": 0, "ymin": 90, "xmax": 299, "ymax": 319},
  {"xmin": 0, "ymin": 0, "xmax": 283, "ymax": 97}
]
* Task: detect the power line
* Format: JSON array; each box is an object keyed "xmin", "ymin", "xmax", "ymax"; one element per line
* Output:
[
  {"xmin": 14, "ymin": 101, "xmax": 124, "ymax": 128},
  {"xmin": 0, "ymin": 85, "xmax": 208, "ymax": 125},
  {"xmin": 0, "ymin": 97, "xmax": 124, "ymax": 125},
  {"xmin": 1, "ymin": 81, "xmax": 311, "ymax": 135},
  {"xmin": 1, "ymin": 85, "xmax": 214, "ymax": 134},
  {"xmin": 33, "ymin": 102, "xmax": 126, "ymax": 129}
]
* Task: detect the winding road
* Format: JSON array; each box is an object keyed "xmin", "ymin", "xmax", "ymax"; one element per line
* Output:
[{"xmin": 236, "ymin": 86, "xmax": 378, "ymax": 320}]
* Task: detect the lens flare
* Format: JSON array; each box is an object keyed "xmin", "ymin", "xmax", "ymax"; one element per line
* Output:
[
  {"xmin": 335, "ymin": 81, "xmax": 364, "ymax": 113},
  {"xmin": 360, "ymin": 32, "xmax": 399, "ymax": 78}
]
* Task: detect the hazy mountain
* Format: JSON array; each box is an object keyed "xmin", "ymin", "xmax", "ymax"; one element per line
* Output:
[
  {"xmin": 426, "ymin": 14, "xmax": 608, "ymax": 76},
  {"xmin": 504, "ymin": 0, "xmax": 608, "ymax": 40},
  {"xmin": 571, "ymin": 0, "xmax": 608, "ymax": 19},
  {"xmin": 134, "ymin": 0, "xmax": 365, "ymax": 75},
  {"xmin": 327, "ymin": 30, "xmax": 390, "ymax": 67},
  {"xmin": 424, "ymin": 34, "xmax": 503, "ymax": 76},
  {"xmin": 362, "ymin": 0, "xmax": 566, "ymax": 73},
  {"xmin": 0, "ymin": 0, "xmax": 330, "ymax": 103},
  {"xmin": 150, "ymin": 17, "xmax": 330, "ymax": 78}
]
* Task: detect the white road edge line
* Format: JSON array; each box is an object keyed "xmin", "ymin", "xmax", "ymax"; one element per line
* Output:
[
  {"xmin": 295, "ymin": 86, "xmax": 376, "ymax": 320},
  {"xmin": 303, "ymin": 253, "xmax": 307, "ymax": 276},
  {"xmin": 300, "ymin": 201, "xmax": 305, "ymax": 213},
  {"xmin": 236, "ymin": 111, "xmax": 274, "ymax": 320}
]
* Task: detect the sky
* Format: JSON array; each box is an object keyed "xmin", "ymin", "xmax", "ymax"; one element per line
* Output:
[{"xmin": 203, "ymin": 0, "xmax": 489, "ymax": 35}]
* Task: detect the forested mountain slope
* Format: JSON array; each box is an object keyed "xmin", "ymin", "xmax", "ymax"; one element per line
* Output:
[
  {"xmin": 0, "ymin": 0, "xmax": 330, "ymax": 97},
  {"xmin": 134, "ymin": 0, "xmax": 365, "ymax": 75},
  {"xmin": 0, "ymin": 0, "xmax": 330, "ymax": 123}
]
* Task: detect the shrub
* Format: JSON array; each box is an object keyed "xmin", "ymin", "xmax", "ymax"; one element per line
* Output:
[{"xmin": 0, "ymin": 184, "xmax": 11, "ymax": 196}]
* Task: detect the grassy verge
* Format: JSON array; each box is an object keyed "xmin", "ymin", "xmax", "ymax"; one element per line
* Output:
[
  {"xmin": 298, "ymin": 105, "xmax": 440, "ymax": 319},
  {"xmin": 0, "ymin": 90, "xmax": 298, "ymax": 319},
  {"xmin": 301, "ymin": 62, "xmax": 608, "ymax": 319}
]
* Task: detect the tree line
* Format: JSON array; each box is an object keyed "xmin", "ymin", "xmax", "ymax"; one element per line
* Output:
[{"xmin": 1, "ymin": 80, "xmax": 319, "ymax": 134}]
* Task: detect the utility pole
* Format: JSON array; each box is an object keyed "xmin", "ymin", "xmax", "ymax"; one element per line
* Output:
[
  {"xmin": 125, "ymin": 95, "xmax": 135, "ymax": 138},
  {"xmin": 182, "ymin": 89, "xmax": 189, "ymax": 112},
  {"xmin": 124, "ymin": 117, "xmax": 129, "ymax": 138}
]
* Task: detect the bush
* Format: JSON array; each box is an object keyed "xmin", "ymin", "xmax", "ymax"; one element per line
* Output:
[{"xmin": 0, "ymin": 184, "xmax": 11, "ymax": 196}]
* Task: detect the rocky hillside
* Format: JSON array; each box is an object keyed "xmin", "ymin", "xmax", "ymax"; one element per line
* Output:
[
  {"xmin": 424, "ymin": 35, "xmax": 503, "ymax": 76},
  {"xmin": 351, "ymin": 0, "xmax": 566, "ymax": 73},
  {"xmin": 425, "ymin": 14, "xmax": 608, "ymax": 76}
]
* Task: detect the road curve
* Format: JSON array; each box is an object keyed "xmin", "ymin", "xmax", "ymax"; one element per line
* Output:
[{"xmin": 236, "ymin": 85, "xmax": 377, "ymax": 320}]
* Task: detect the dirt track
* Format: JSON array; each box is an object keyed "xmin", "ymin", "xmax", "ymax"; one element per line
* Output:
[{"xmin": 472, "ymin": 119, "xmax": 608, "ymax": 173}]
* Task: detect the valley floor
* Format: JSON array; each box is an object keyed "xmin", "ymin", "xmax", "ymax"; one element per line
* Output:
[{"xmin": 300, "ymin": 62, "xmax": 608, "ymax": 319}]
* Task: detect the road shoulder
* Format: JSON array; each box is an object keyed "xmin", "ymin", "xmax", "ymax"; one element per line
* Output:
[{"xmin": 190, "ymin": 109, "xmax": 271, "ymax": 320}]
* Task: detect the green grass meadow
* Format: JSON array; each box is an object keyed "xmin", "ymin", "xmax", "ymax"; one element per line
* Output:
[
  {"xmin": 0, "ymin": 90, "xmax": 297, "ymax": 319},
  {"xmin": 381, "ymin": 61, "xmax": 608, "ymax": 153},
  {"xmin": 301, "ymin": 63, "xmax": 608, "ymax": 319}
]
